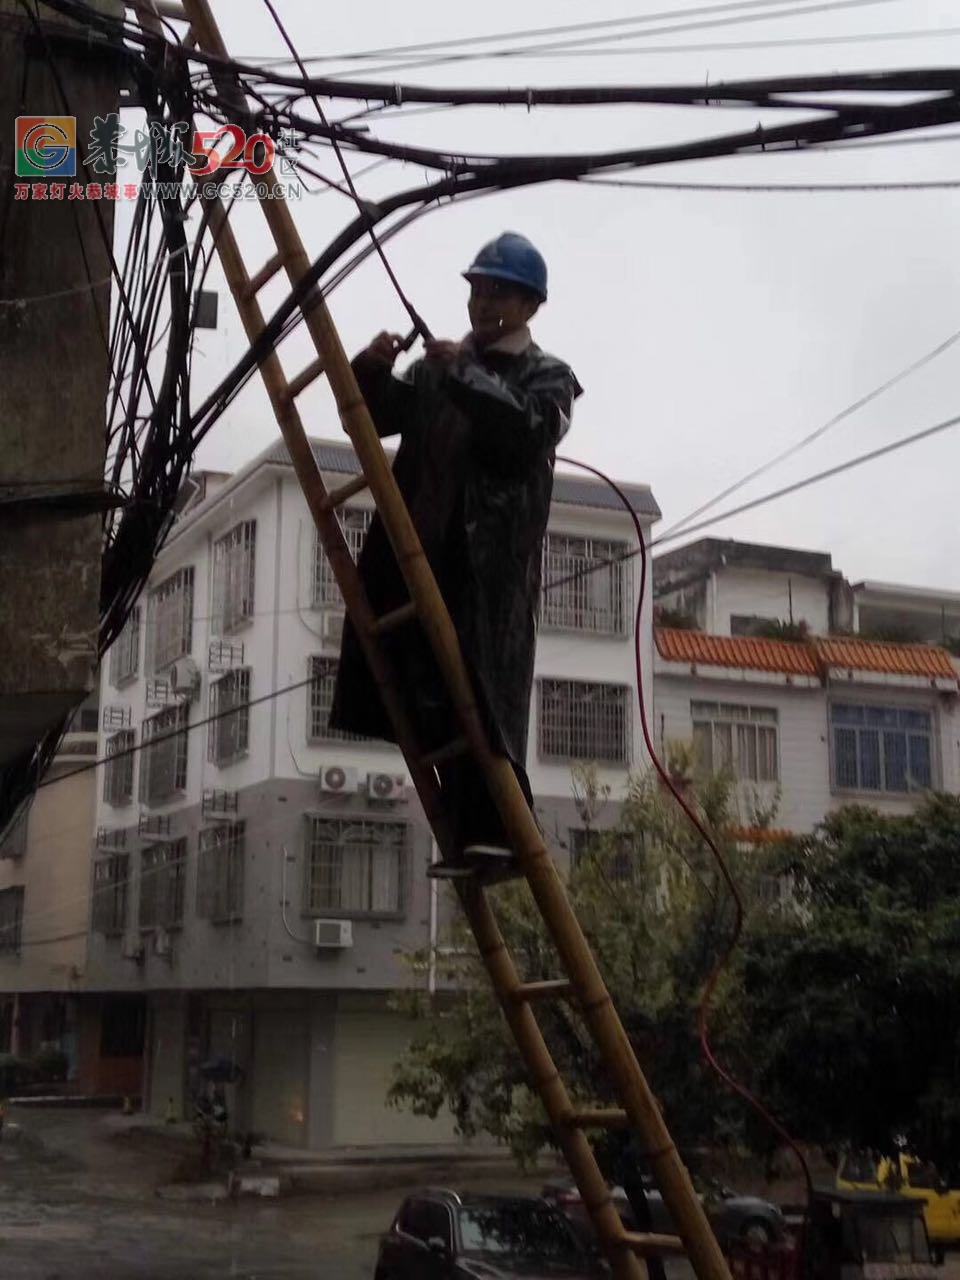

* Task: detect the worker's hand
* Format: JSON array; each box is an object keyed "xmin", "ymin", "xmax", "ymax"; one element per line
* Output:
[
  {"xmin": 360, "ymin": 331, "xmax": 405, "ymax": 369},
  {"xmin": 424, "ymin": 338, "xmax": 461, "ymax": 366}
]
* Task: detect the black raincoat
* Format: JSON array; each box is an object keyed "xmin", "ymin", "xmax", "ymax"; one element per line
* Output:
[{"xmin": 329, "ymin": 334, "xmax": 582, "ymax": 847}]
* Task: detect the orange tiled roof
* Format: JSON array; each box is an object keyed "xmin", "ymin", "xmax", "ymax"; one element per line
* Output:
[
  {"xmin": 654, "ymin": 628, "xmax": 819, "ymax": 677},
  {"xmin": 728, "ymin": 825, "xmax": 794, "ymax": 844},
  {"xmin": 655, "ymin": 626, "xmax": 959, "ymax": 682},
  {"xmin": 813, "ymin": 635, "xmax": 957, "ymax": 680}
]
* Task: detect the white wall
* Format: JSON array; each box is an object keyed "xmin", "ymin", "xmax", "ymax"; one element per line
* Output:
[
  {"xmin": 273, "ymin": 474, "xmax": 408, "ymax": 787},
  {"xmin": 710, "ymin": 568, "xmax": 831, "ymax": 636},
  {"xmin": 655, "ymin": 670, "xmax": 960, "ymax": 834},
  {"xmin": 96, "ymin": 471, "xmax": 284, "ymax": 836},
  {"xmin": 655, "ymin": 674, "xmax": 828, "ymax": 833},
  {"xmin": 275, "ymin": 475, "xmax": 654, "ymax": 804}
]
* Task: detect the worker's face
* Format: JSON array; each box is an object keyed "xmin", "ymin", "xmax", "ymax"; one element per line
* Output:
[{"xmin": 467, "ymin": 278, "xmax": 540, "ymax": 348}]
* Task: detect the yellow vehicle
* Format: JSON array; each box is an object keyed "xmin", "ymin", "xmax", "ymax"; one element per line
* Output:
[{"xmin": 837, "ymin": 1150, "xmax": 960, "ymax": 1257}]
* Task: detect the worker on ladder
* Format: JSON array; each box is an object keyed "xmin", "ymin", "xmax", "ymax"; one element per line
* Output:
[{"xmin": 330, "ymin": 232, "xmax": 583, "ymax": 881}]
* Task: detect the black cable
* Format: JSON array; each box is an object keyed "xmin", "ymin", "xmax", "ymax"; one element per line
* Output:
[
  {"xmin": 580, "ymin": 175, "xmax": 960, "ymax": 193},
  {"xmin": 332, "ymin": 25, "xmax": 960, "ymax": 66},
  {"xmin": 542, "ymin": 407, "xmax": 960, "ymax": 598},
  {"xmin": 313, "ymin": 0, "xmax": 901, "ymax": 77},
  {"xmin": 315, "ymin": 0, "xmax": 903, "ymax": 80},
  {"xmin": 185, "ymin": 75, "xmax": 960, "ymax": 460},
  {"xmin": 39, "ymin": 676, "xmax": 315, "ymax": 791},
  {"xmin": 258, "ymin": 0, "xmax": 432, "ymax": 342},
  {"xmin": 270, "ymin": 0, "xmax": 891, "ymax": 66},
  {"xmin": 661, "ymin": 324, "xmax": 960, "ymax": 540}
]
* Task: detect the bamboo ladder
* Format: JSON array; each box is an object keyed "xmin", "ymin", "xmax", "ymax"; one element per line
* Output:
[{"xmin": 135, "ymin": 5, "xmax": 735, "ymax": 1277}]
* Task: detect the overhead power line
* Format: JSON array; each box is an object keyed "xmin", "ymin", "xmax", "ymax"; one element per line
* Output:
[
  {"xmin": 544, "ymin": 408, "xmax": 960, "ymax": 595},
  {"xmin": 580, "ymin": 176, "xmax": 960, "ymax": 192},
  {"xmin": 662, "ymin": 325, "xmax": 960, "ymax": 539},
  {"xmin": 318, "ymin": 0, "xmax": 904, "ymax": 80},
  {"xmin": 261, "ymin": 0, "xmax": 901, "ymax": 67},
  {"xmin": 40, "ymin": 676, "xmax": 315, "ymax": 791},
  {"xmin": 333, "ymin": 26, "xmax": 960, "ymax": 63}
]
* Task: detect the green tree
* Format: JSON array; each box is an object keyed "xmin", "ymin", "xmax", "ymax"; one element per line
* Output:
[
  {"xmin": 389, "ymin": 761, "xmax": 777, "ymax": 1166},
  {"xmin": 743, "ymin": 794, "xmax": 960, "ymax": 1173}
]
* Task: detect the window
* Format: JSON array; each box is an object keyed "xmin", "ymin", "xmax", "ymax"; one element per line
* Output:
[
  {"xmin": 197, "ymin": 822, "xmax": 245, "ymax": 923},
  {"xmin": 208, "ymin": 669, "xmax": 251, "ymax": 766},
  {"xmin": 398, "ymin": 1200, "xmax": 453, "ymax": 1248},
  {"xmin": 103, "ymin": 730, "xmax": 135, "ymax": 806},
  {"xmin": 0, "ymin": 888, "xmax": 24, "ymax": 955},
  {"xmin": 307, "ymin": 656, "xmax": 362, "ymax": 742},
  {"xmin": 67, "ymin": 700, "xmax": 100, "ymax": 734},
  {"xmin": 305, "ymin": 817, "xmax": 406, "ymax": 916},
  {"xmin": 691, "ymin": 702, "xmax": 779, "ymax": 783},
  {"xmin": 457, "ymin": 1203, "xmax": 583, "ymax": 1266},
  {"xmin": 541, "ymin": 533, "xmax": 630, "ymax": 635},
  {"xmin": 538, "ymin": 679, "xmax": 631, "ymax": 763},
  {"xmin": 139, "ymin": 704, "xmax": 189, "ymax": 805},
  {"xmin": 212, "ymin": 521, "xmax": 256, "ymax": 633},
  {"xmin": 109, "ymin": 607, "xmax": 140, "ymax": 685},
  {"xmin": 0, "ymin": 808, "xmax": 28, "ymax": 861},
  {"xmin": 139, "ymin": 839, "xmax": 187, "ymax": 931},
  {"xmin": 92, "ymin": 854, "xmax": 128, "ymax": 935},
  {"xmin": 313, "ymin": 507, "xmax": 372, "ymax": 607},
  {"xmin": 147, "ymin": 567, "xmax": 194, "ymax": 672},
  {"xmin": 731, "ymin": 615, "xmax": 779, "ymax": 638},
  {"xmin": 831, "ymin": 703, "xmax": 933, "ymax": 794},
  {"xmin": 567, "ymin": 827, "xmax": 636, "ymax": 880}
]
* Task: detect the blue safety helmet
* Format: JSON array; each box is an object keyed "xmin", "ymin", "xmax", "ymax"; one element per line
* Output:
[{"xmin": 462, "ymin": 232, "xmax": 548, "ymax": 302}]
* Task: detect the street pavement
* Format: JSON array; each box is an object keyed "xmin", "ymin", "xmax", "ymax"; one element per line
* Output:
[
  {"xmin": 0, "ymin": 1107, "xmax": 538, "ymax": 1279},
  {"xmin": 5, "ymin": 1109, "xmax": 960, "ymax": 1280}
]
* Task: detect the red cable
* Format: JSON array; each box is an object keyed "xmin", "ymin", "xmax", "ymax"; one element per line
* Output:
[{"xmin": 557, "ymin": 455, "xmax": 813, "ymax": 1203}]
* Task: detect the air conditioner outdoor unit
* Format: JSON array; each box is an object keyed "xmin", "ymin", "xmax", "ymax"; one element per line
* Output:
[
  {"xmin": 169, "ymin": 655, "xmax": 201, "ymax": 699},
  {"xmin": 319, "ymin": 764, "xmax": 359, "ymax": 795},
  {"xmin": 367, "ymin": 772, "xmax": 406, "ymax": 802},
  {"xmin": 314, "ymin": 918, "xmax": 353, "ymax": 950}
]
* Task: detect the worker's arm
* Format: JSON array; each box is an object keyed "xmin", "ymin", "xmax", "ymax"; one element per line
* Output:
[
  {"xmin": 351, "ymin": 332, "xmax": 419, "ymax": 439},
  {"xmin": 440, "ymin": 355, "xmax": 580, "ymax": 470}
]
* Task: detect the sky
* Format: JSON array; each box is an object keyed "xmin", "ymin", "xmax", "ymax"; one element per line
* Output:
[{"xmin": 152, "ymin": 0, "xmax": 960, "ymax": 591}]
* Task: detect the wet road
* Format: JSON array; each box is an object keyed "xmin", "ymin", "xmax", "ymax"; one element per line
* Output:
[
  {"xmin": 0, "ymin": 1107, "xmax": 577, "ymax": 1279},
  {"xmin": 0, "ymin": 1108, "xmax": 413, "ymax": 1279}
]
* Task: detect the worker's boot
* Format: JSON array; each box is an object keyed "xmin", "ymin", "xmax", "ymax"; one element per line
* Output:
[{"xmin": 427, "ymin": 845, "xmax": 523, "ymax": 886}]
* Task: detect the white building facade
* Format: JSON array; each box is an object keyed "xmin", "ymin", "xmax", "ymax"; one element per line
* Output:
[
  {"xmin": 88, "ymin": 437, "xmax": 659, "ymax": 1148},
  {"xmin": 654, "ymin": 539, "xmax": 960, "ymax": 835}
]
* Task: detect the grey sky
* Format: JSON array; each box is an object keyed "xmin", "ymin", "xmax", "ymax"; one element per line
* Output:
[{"xmin": 174, "ymin": 0, "xmax": 960, "ymax": 591}]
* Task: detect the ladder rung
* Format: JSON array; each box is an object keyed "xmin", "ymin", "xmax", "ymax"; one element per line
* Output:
[
  {"xmin": 512, "ymin": 979, "xmax": 572, "ymax": 1004},
  {"xmin": 322, "ymin": 475, "xmax": 369, "ymax": 511},
  {"xmin": 369, "ymin": 602, "xmax": 418, "ymax": 637},
  {"xmin": 562, "ymin": 1108, "xmax": 629, "ymax": 1130},
  {"xmin": 284, "ymin": 356, "xmax": 326, "ymax": 402},
  {"xmin": 619, "ymin": 1231, "xmax": 686, "ymax": 1256},
  {"xmin": 242, "ymin": 251, "xmax": 284, "ymax": 301},
  {"xmin": 421, "ymin": 736, "xmax": 470, "ymax": 770}
]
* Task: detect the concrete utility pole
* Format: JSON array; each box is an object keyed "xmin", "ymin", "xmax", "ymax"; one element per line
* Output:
[{"xmin": 0, "ymin": 0, "xmax": 123, "ymax": 769}]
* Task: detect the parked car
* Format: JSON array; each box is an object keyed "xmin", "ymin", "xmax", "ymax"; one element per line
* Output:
[
  {"xmin": 374, "ymin": 1188, "xmax": 605, "ymax": 1279},
  {"xmin": 542, "ymin": 1174, "xmax": 786, "ymax": 1251}
]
